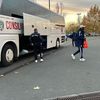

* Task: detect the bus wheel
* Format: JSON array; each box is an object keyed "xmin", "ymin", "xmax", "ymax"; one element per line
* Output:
[
  {"xmin": 1, "ymin": 44, "xmax": 15, "ymax": 66},
  {"xmin": 56, "ymin": 39, "xmax": 60, "ymax": 48}
]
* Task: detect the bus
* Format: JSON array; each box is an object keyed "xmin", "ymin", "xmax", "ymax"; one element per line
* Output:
[{"xmin": 0, "ymin": 0, "xmax": 65, "ymax": 66}]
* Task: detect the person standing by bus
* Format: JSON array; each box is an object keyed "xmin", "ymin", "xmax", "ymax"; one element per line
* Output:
[{"xmin": 30, "ymin": 28, "xmax": 44, "ymax": 63}]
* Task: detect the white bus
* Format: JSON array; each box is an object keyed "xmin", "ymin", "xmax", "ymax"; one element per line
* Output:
[{"xmin": 0, "ymin": 0, "xmax": 65, "ymax": 66}]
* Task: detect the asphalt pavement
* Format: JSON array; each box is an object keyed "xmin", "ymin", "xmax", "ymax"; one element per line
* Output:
[{"xmin": 0, "ymin": 37, "xmax": 100, "ymax": 100}]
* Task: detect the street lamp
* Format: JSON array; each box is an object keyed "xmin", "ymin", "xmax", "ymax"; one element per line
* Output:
[
  {"xmin": 60, "ymin": 2, "xmax": 63, "ymax": 15},
  {"xmin": 0, "ymin": 0, "xmax": 3, "ymax": 8},
  {"xmin": 77, "ymin": 13, "xmax": 81, "ymax": 25},
  {"xmin": 49, "ymin": 0, "xmax": 50, "ymax": 10}
]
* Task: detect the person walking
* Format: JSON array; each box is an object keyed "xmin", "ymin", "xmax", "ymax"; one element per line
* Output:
[
  {"xmin": 30, "ymin": 28, "xmax": 44, "ymax": 63},
  {"xmin": 69, "ymin": 25, "xmax": 86, "ymax": 61}
]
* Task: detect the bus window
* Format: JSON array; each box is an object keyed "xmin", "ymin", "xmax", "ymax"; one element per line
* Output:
[{"xmin": 11, "ymin": 14, "xmax": 23, "ymax": 19}]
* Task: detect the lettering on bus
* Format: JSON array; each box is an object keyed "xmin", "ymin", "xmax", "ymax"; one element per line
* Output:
[
  {"xmin": 0, "ymin": 20, "xmax": 4, "ymax": 31},
  {"xmin": 6, "ymin": 21, "xmax": 23, "ymax": 30}
]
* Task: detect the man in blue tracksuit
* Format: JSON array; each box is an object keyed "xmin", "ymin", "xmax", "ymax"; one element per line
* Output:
[
  {"xmin": 72, "ymin": 25, "xmax": 85, "ymax": 61},
  {"xmin": 68, "ymin": 25, "xmax": 86, "ymax": 61},
  {"xmin": 30, "ymin": 28, "xmax": 44, "ymax": 63}
]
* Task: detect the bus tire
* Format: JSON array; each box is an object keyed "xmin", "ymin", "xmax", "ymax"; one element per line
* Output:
[
  {"xmin": 56, "ymin": 39, "xmax": 60, "ymax": 48},
  {"xmin": 1, "ymin": 44, "xmax": 15, "ymax": 66}
]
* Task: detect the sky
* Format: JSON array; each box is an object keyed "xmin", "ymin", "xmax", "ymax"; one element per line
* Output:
[
  {"xmin": 33, "ymin": 0, "xmax": 100, "ymax": 24},
  {"xmin": 0, "ymin": 0, "xmax": 100, "ymax": 24},
  {"xmin": 35, "ymin": 0, "xmax": 100, "ymax": 14}
]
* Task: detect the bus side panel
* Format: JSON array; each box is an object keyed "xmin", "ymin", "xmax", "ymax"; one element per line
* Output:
[
  {"xmin": 0, "ymin": 15, "xmax": 23, "ymax": 34},
  {"xmin": 23, "ymin": 13, "xmax": 50, "ymax": 36},
  {"xmin": 47, "ymin": 35, "xmax": 59, "ymax": 49},
  {"xmin": 0, "ymin": 34, "xmax": 19, "ymax": 61}
]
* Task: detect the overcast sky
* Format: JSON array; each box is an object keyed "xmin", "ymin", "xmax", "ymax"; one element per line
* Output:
[
  {"xmin": 34, "ymin": 0, "xmax": 100, "ymax": 24},
  {"xmin": 36, "ymin": 0, "xmax": 100, "ymax": 14}
]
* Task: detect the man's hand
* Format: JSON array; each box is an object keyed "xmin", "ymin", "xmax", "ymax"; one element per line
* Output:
[{"xmin": 31, "ymin": 43, "xmax": 34, "ymax": 46}]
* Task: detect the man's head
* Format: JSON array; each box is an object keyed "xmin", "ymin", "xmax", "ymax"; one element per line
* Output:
[
  {"xmin": 79, "ymin": 25, "xmax": 85, "ymax": 30},
  {"xmin": 34, "ymin": 28, "xmax": 38, "ymax": 33},
  {"xmin": 80, "ymin": 25, "xmax": 85, "ymax": 28}
]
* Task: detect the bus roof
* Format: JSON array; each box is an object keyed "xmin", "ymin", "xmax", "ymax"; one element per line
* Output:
[{"xmin": 0, "ymin": 0, "xmax": 65, "ymax": 25}]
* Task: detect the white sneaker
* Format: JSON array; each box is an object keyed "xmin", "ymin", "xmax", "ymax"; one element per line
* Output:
[
  {"xmin": 71, "ymin": 54, "xmax": 75, "ymax": 60},
  {"xmin": 35, "ymin": 60, "xmax": 38, "ymax": 63},
  {"xmin": 41, "ymin": 53, "xmax": 43, "ymax": 57},
  {"xmin": 40, "ymin": 59, "xmax": 44, "ymax": 62},
  {"xmin": 80, "ymin": 58, "xmax": 85, "ymax": 61}
]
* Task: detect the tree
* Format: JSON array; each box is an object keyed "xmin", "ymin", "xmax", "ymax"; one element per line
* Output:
[
  {"xmin": 82, "ymin": 5, "xmax": 100, "ymax": 34},
  {"xmin": 66, "ymin": 23, "xmax": 78, "ymax": 34}
]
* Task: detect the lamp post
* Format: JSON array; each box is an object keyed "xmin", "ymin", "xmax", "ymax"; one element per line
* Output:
[
  {"xmin": 77, "ymin": 13, "xmax": 81, "ymax": 25},
  {"xmin": 0, "ymin": 0, "xmax": 3, "ymax": 8},
  {"xmin": 60, "ymin": 2, "xmax": 63, "ymax": 15},
  {"xmin": 49, "ymin": 0, "xmax": 50, "ymax": 10}
]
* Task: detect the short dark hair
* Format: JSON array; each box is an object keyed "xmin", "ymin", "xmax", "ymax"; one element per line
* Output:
[{"xmin": 34, "ymin": 28, "xmax": 38, "ymax": 32}]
